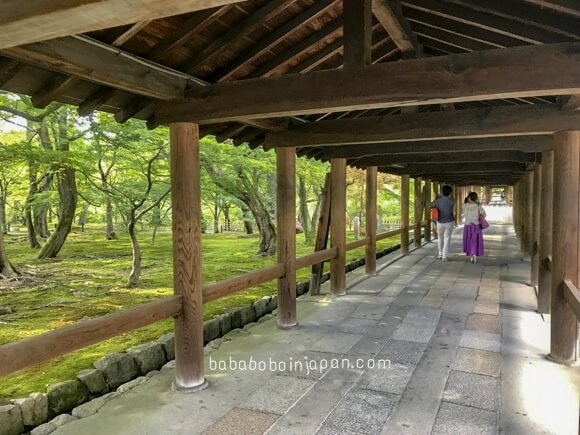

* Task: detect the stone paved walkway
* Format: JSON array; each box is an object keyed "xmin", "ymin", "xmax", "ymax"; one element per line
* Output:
[{"xmin": 56, "ymin": 208, "xmax": 579, "ymax": 435}]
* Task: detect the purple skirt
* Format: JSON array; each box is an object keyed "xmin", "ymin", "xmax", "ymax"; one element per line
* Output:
[{"xmin": 463, "ymin": 223, "xmax": 484, "ymax": 256}]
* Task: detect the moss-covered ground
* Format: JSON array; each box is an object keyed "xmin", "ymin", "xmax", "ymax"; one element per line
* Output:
[{"xmin": 0, "ymin": 226, "xmax": 399, "ymax": 399}]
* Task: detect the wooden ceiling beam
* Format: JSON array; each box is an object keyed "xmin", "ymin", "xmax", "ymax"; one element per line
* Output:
[
  {"xmin": 322, "ymin": 136, "xmax": 552, "ymax": 159},
  {"xmin": 343, "ymin": 0, "xmax": 372, "ymax": 68},
  {"xmin": 522, "ymin": 0, "xmax": 580, "ymax": 18},
  {"xmin": 3, "ymin": 35, "xmax": 192, "ymax": 100},
  {"xmin": 111, "ymin": 21, "xmax": 152, "ymax": 47},
  {"xmin": 372, "ymin": 0, "xmax": 420, "ymax": 55},
  {"xmin": 265, "ymin": 105, "xmax": 580, "ymax": 148},
  {"xmin": 0, "ymin": 57, "xmax": 23, "ymax": 87},
  {"xmin": 385, "ymin": 161, "xmax": 528, "ymax": 175},
  {"xmin": 0, "ymin": 0, "xmax": 249, "ymax": 50},
  {"xmin": 155, "ymin": 42, "xmax": 580, "ymax": 124},
  {"xmin": 350, "ymin": 150, "xmax": 535, "ymax": 166},
  {"xmin": 211, "ymin": 0, "xmax": 338, "ymax": 82}
]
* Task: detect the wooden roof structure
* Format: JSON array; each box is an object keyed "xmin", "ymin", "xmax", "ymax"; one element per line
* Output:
[{"xmin": 1, "ymin": 0, "xmax": 579, "ymax": 185}]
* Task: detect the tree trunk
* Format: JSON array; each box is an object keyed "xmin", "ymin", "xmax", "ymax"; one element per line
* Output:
[
  {"xmin": 245, "ymin": 194, "xmax": 276, "ymax": 255},
  {"xmin": 0, "ymin": 228, "xmax": 18, "ymax": 278},
  {"xmin": 127, "ymin": 218, "xmax": 141, "ymax": 287},
  {"xmin": 34, "ymin": 204, "xmax": 50, "ymax": 239},
  {"xmin": 37, "ymin": 167, "xmax": 77, "ymax": 259},
  {"xmin": 151, "ymin": 226, "xmax": 158, "ymax": 245},
  {"xmin": 0, "ymin": 194, "xmax": 7, "ymax": 235},
  {"xmin": 242, "ymin": 205, "xmax": 253, "ymax": 234},
  {"xmin": 213, "ymin": 202, "xmax": 219, "ymax": 233},
  {"xmin": 78, "ymin": 203, "xmax": 90, "ymax": 232},
  {"xmin": 298, "ymin": 176, "xmax": 313, "ymax": 244},
  {"xmin": 105, "ymin": 197, "xmax": 116, "ymax": 239}
]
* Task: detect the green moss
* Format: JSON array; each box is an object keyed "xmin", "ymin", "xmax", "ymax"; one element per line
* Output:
[{"xmin": 0, "ymin": 228, "xmax": 400, "ymax": 398}]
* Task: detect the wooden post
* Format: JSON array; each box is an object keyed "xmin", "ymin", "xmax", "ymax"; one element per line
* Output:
[
  {"xmin": 277, "ymin": 147, "xmax": 297, "ymax": 328},
  {"xmin": 531, "ymin": 164, "xmax": 542, "ymax": 288},
  {"xmin": 310, "ymin": 174, "xmax": 331, "ymax": 296},
  {"xmin": 484, "ymin": 186, "xmax": 492, "ymax": 205},
  {"xmin": 550, "ymin": 131, "xmax": 579, "ymax": 363},
  {"xmin": 170, "ymin": 122, "xmax": 206, "ymax": 392},
  {"xmin": 424, "ymin": 178, "xmax": 432, "ymax": 243},
  {"xmin": 343, "ymin": 0, "xmax": 372, "ymax": 69},
  {"xmin": 526, "ymin": 171, "xmax": 534, "ymax": 256},
  {"xmin": 538, "ymin": 151, "xmax": 553, "ymax": 313},
  {"xmin": 414, "ymin": 177, "xmax": 422, "ymax": 247},
  {"xmin": 401, "ymin": 175, "xmax": 410, "ymax": 255},
  {"xmin": 365, "ymin": 166, "xmax": 377, "ymax": 275},
  {"xmin": 330, "ymin": 158, "xmax": 347, "ymax": 295}
]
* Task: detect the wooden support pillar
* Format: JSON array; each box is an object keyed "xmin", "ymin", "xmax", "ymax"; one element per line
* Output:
[
  {"xmin": 550, "ymin": 131, "xmax": 579, "ymax": 363},
  {"xmin": 414, "ymin": 177, "xmax": 422, "ymax": 247},
  {"xmin": 525, "ymin": 171, "xmax": 534, "ymax": 256},
  {"xmin": 484, "ymin": 186, "xmax": 492, "ymax": 205},
  {"xmin": 424, "ymin": 178, "xmax": 432, "ymax": 243},
  {"xmin": 276, "ymin": 147, "xmax": 297, "ymax": 328},
  {"xmin": 365, "ymin": 166, "xmax": 377, "ymax": 275},
  {"xmin": 456, "ymin": 186, "xmax": 464, "ymax": 225},
  {"xmin": 170, "ymin": 122, "xmax": 206, "ymax": 392},
  {"xmin": 538, "ymin": 151, "xmax": 553, "ymax": 314},
  {"xmin": 331, "ymin": 158, "xmax": 347, "ymax": 295},
  {"xmin": 401, "ymin": 175, "xmax": 410, "ymax": 255},
  {"xmin": 531, "ymin": 164, "xmax": 542, "ymax": 288}
]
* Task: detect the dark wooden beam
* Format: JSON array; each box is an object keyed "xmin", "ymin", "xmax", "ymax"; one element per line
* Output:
[
  {"xmin": 265, "ymin": 105, "xmax": 580, "ymax": 148},
  {"xmin": 0, "ymin": 0, "xmax": 248, "ymax": 49},
  {"xmin": 351, "ymin": 150, "xmax": 535, "ymax": 167},
  {"xmin": 384, "ymin": 162, "xmax": 528, "ymax": 175},
  {"xmin": 523, "ymin": 0, "xmax": 580, "ymax": 18},
  {"xmin": 31, "ymin": 76, "xmax": 78, "ymax": 109},
  {"xmin": 372, "ymin": 0, "xmax": 420, "ymax": 55},
  {"xmin": 4, "ymin": 36, "xmax": 191, "ymax": 100},
  {"xmin": 181, "ymin": 0, "xmax": 290, "ymax": 75},
  {"xmin": 343, "ymin": 0, "xmax": 372, "ymax": 68},
  {"xmin": 211, "ymin": 0, "xmax": 338, "ymax": 81},
  {"xmin": 0, "ymin": 57, "xmax": 23, "ymax": 87},
  {"xmin": 77, "ymin": 88, "xmax": 117, "ymax": 117},
  {"xmin": 323, "ymin": 136, "xmax": 553, "ymax": 159},
  {"xmin": 155, "ymin": 43, "xmax": 580, "ymax": 124}
]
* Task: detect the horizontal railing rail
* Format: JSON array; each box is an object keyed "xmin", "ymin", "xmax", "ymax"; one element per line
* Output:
[{"xmin": 0, "ymin": 296, "xmax": 182, "ymax": 377}]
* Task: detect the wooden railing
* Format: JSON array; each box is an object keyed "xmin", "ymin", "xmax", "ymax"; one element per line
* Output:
[
  {"xmin": 0, "ymin": 296, "xmax": 182, "ymax": 376},
  {"xmin": 563, "ymin": 279, "xmax": 580, "ymax": 320},
  {"xmin": 0, "ymin": 225, "xmax": 416, "ymax": 378}
]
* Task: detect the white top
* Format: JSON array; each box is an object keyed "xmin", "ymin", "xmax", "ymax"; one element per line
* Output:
[{"xmin": 463, "ymin": 202, "xmax": 486, "ymax": 225}]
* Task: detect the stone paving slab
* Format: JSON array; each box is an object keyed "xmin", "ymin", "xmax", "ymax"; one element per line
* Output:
[
  {"xmin": 432, "ymin": 402, "xmax": 498, "ymax": 435},
  {"xmin": 452, "ymin": 348, "xmax": 500, "ymax": 377},
  {"xmin": 465, "ymin": 313, "xmax": 501, "ymax": 334},
  {"xmin": 442, "ymin": 370, "xmax": 500, "ymax": 411},
  {"xmin": 357, "ymin": 362, "xmax": 415, "ymax": 394},
  {"xmin": 310, "ymin": 332, "xmax": 362, "ymax": 354},
  {"xmin": 459, "ymin": 330, "xmax": 501, "ymax": 353},
  {"xmin": 318, "ymin": 388, "xmax": 399, "ymax": 435},
  {"xmin": 242, "ymin": 375, "xmax": 315, "ymax": 415},
  {"xmin": 203, "ymin": 408, "xmax": 279, "ymax": 435}
]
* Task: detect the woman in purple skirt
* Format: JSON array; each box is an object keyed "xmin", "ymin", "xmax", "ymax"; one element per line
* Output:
[{"xmin": 462, "ymin": 191, "xmax": 486, "ymax": 263}]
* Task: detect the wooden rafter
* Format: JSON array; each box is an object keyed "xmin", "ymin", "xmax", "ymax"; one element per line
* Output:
[
  {"xmin": 155, "ymin": 43, "xmax": 580, "ymax": 125},
  {"xmin": 372, "ymin": 0, "xmax": 420, "ymax": 55},
  {"xmin": 210, "ymin": 0, "xmax": 338, "ymax": 82},
  {"xmin": 0, "ymin": 0, "xmax": 249, "ymax": 49}
]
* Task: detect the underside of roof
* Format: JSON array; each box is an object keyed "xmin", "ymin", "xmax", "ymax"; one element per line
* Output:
[{"xmin": 0, "ymin": 0, "xmax": 579, "ymax": 185}]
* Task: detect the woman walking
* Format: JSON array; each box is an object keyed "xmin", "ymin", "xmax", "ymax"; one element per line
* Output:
[{"xmin": 462, "ymin": 191, "xmax": 486, "ymax": 263}]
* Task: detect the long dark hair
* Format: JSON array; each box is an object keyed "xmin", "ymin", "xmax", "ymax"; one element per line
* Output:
[{"xmin": 464, "ymin": 192, "xmax": 479, "ymax": 203}]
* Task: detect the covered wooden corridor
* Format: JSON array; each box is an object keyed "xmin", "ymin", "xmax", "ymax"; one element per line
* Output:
[
  {"xmin": 0, "ymin": 1, "xmax": 580, "ymax": 433},
  {"xmin": 51, "ymin": 210, "xmax": 580, "ymax": 434}
]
